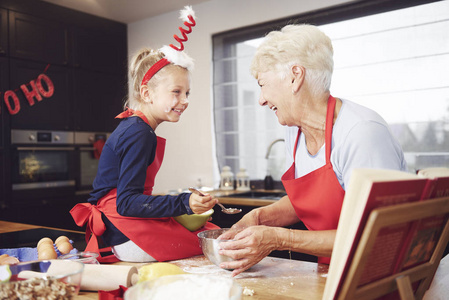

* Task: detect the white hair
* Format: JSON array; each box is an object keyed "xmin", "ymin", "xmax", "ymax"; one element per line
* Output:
[{"xmin": 251, "ymin": 24, "xmax": 334, "ymax": 98}]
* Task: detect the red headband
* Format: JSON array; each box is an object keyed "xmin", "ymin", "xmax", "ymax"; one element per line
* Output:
[
  {"xmin": 140, "ymin": 6, "xmax": 196, "ymax": 87},
  {"xmin": 140, "ymin": 58, "xmax": 170, "ymax": 86}
]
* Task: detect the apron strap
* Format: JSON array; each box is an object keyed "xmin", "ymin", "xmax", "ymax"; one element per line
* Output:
[
  {"xmin": 325, "ymin": 95, "xmax": 336, "ymax": 164},
  {"xmin": 292, "ymin": 129, "xmax": 301, "ymax": 162},
  {"xmin": 70, "ymin": 203, "xmax": 106, "ymax": 242},
  {"xmin": 115, "ymin": 107, "xmax": 151, "ymax": 126},
  {"xmin": 70, "ymin": 202, "xmax": 119, "ymax": 263}
]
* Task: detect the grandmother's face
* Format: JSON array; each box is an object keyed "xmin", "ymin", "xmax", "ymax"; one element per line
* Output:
[{"xmin": 257, "ymin": 70, "xmax": 293, "ymax": 126}]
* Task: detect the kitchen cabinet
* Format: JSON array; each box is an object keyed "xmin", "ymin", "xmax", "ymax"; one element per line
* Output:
[
  {"xmin": 70, "ymin": 26, "xmax": 126, "ymax": 74},
  {"xmin": 0, "ymin": 57, "xmax": 9, "ymax": 208},
  {"xmin": 5, "ymin": 199, "xmax": 81, "ymax": 231},
  {"xmin": 73, "ymin": 69, "xmax": 125, "ymax": 132},
  {"xmin": 0, "ymin": 57, "xmax": 8, "ymax": 147},
  {"xmin": 0, "ymin": 0, "xmax": 127, "ymax": 221},
  {"xmin": 1, "ymin": 1, "xmax": 127, "ymax": 134},
  {"xmin": 9, "ymin": 11, "xmax": 68, "ymax": 66},
  {"xmin": 9, "ymin": 59, "xmax": 72, "ymax": 130},
  {"xmin": 0, "ymin": 151, "xmax": 4, "ymax": 208},
  {"xmin": 0, "ymin": 8, "xmax": 7, "ymax": 57}
]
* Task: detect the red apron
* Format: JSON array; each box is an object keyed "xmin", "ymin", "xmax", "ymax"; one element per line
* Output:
[
  {"xmin": 281, "ymin": 96, "xmax": 345, "ymax": 264},
  {"xmin": 70, "ymin": 109, "xmax": 218, "ymax": 263}
]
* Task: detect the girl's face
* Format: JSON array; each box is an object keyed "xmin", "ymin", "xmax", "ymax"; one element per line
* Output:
[{"xmin": 150, "ymin": 67, "xmax": 190, "ymax": 125}]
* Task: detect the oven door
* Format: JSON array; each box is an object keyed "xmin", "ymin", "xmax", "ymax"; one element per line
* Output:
[
  {"xmin": 76, "ymin": 146, "xmax": 100, "ymax": 195},
  {"xmin": 12, "ymin": 146, "xmax": 76, "ymax": 201}
]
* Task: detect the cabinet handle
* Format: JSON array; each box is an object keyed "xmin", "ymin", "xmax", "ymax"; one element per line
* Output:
[
  {"xmin": 0, "ymin": 48, "xmax": 5, "ymax": 55},
  {"xmin": 16, "ymin": 147, "xmax": 76, "ymax": 151}
]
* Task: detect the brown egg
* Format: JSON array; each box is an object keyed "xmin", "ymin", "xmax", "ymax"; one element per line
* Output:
[
  {"xmin": 37, "ymin": 243, "xmax": 55, "ymax": 253},
  {"xmin": 37, "ymin": 237, "xmax": 53, "ymax": 248},
  {"xmin": 37, "ymin": 243, "xmax": 55, "ymax": 252},
  {"xmin": 38, "ymin": 246, "xmax": 57, "ymax": 260},
  {"xmin": 0, "ymin": 254, "xmax": 20, "ymax": 265},
  {"xmin": 57, "ymin": 241, "xmax": 73, "ymax": 254},
  {"xmin": 55, "ymin": 236, "xmax": 69, "ymax": 246}
]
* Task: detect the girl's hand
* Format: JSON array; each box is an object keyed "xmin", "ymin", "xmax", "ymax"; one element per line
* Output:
[
  {"xmin": 189, "ymin": 192, "xmax": 218, "ymax": 214},
  {"xmin": 218, "ymin": 225, "xmax": 283, "ymax": 276}
]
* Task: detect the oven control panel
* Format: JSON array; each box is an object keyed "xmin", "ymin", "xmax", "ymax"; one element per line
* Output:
[{"xmin": 11, "ymin": 130, "xmax": 74, "ymax": 144}]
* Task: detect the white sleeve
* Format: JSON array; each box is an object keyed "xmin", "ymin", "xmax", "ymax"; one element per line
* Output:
[{"xmin": 335, "ymin": 120, "xmax": 407, "ymax": 190}]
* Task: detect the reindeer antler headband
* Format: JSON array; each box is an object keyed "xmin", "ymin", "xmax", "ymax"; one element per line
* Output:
[{"xmin": 141, "ymin": 6, "xmax": 196, "ymax": 87}]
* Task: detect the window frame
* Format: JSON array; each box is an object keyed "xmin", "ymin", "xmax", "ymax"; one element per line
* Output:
[{"xmin": 212, "ymin": 0, "xmax": 442, "ymax": 186}]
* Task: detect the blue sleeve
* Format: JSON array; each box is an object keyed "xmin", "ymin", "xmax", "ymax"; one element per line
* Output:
[
  {"xmin": 337, "ymin": 121, "xmax": 407, "ymax": 190},
  {"xmin": 114, "ymin": 125, "xmax": 193, "ymax": 217}
]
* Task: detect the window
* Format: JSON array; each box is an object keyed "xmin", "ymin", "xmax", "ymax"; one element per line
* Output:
[{"xmin": 213, "ymin": 0, "xmax": 449, "ymax": 181}]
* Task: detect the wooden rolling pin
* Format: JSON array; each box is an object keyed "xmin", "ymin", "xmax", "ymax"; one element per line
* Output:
[
  {"xmin": 81, "ymin": 264, "xmax": 138, "ymax": 291},
  {"xmin": 19, "ymin": 262, "xmax": 138, "ymax": 291}
]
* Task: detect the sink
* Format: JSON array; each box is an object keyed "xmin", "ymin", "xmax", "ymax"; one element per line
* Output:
[{"xmin": 221, "ymin": 191, "xmax": 287, "ymax": 200}]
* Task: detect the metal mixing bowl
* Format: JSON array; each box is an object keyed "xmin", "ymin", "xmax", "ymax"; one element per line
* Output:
[{"xmin": 197, "ymin": 228, "xmax": 235, "ymax": 268}]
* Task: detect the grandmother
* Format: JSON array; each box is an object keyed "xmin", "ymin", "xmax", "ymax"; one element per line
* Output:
[{"xmin": 218, "ymin": 24, "xmax": 407, "ymax": 276}]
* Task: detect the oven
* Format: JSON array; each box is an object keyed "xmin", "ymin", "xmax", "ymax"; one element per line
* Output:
[
  {"xmin": 74, "ymin": 131, "xmax": 110, "ymax": 196},
  {"xmin": 11, "ymin": 130, "xmax": 76, "ymax": 201}
]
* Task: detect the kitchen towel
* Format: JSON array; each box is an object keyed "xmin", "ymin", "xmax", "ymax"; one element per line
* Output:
[
  {"xmin": 0, "ymin": 242, "xmax": 78, "ymax": 262},
  {"xmin": 99, "ymin": 286, "xmax": 128, "ymax": 300}
]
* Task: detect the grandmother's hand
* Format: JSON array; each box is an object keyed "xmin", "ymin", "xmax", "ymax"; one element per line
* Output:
[
  {"xmin": 218, "ymin": 209, "xmax": 260, "ymax": 240},
  {"xmin": 218, "ymin": 225, "xmax": 282, "ymax": 276},
  {"xmin": 189, "ymin": 192, "xmax": 218, "ymax": 214}
]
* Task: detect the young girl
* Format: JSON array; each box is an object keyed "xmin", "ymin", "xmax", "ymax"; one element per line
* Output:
[{"xmin": 71, "ymin": 7, "xmax": 219, "ymax": 263}]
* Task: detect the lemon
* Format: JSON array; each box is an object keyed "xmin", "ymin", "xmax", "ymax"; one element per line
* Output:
[
  {"xmin": 0, "ymin": 265, "xmax": 12, "ymax": 282},
  {"xmin": 138, "ymin": 262, "xmax": 186, "ymax": 283}
]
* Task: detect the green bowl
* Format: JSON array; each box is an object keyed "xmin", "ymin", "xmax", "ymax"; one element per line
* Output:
[{"xmin": 174, "ymin": 209, "xmax": 214, "ymax": 231}]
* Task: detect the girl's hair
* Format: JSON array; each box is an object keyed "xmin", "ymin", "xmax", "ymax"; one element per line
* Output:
[
  {"xmin": 124, "ymin": 48, "xmax": 186, "ymax": 110},
  {"xmin": 250, "ymin": 24, "xmax": 334, "ymax": 98}
]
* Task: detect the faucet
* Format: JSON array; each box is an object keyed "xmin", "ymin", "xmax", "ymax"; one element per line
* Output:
[
  {"xmin": 264, "ymin": 138, "xmax": 284, "ymax": 190},
  {"xmin": 265, "ymin": 139, "xmax": 285, "ymax": 159}
]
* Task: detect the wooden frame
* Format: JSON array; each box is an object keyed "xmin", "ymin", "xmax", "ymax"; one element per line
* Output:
[{"xmin": 338, "ymin": 197, "xmax": 449, "ymax": 300}]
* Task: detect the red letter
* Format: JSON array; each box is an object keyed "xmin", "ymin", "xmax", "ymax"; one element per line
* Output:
[
  {"xmin": 20, "ymin": 80, "xmax": 42, "ymax": 106},
  {"xmin": 4, "ymin": 90, "xmax": 21, "ymax": 115},
  {"xmin": 36, "ymin": 74, "xmax": 54, "ymax": 98}
]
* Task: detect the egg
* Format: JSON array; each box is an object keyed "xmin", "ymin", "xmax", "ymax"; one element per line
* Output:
[
  {"xmin": 37, "ymin": 243, "xmax": 55, "ymax": 251},
  {"xmin": 55, "ymin": 236, "xmax": 69, "ymax": 246},
  {"xmin": 38, "ymin": 246, "xmax": 57, "ymax": 260},
  {"xmin": 37, "ymin": 237, "xmax": 53, "ymax": 248},
  {"xmin": 57, "ymin": 241, "xmax": 73, "ymax": 254},
  {"xmin": 37, "ymin": 244, "xmax": 56, "ymax": 257}
]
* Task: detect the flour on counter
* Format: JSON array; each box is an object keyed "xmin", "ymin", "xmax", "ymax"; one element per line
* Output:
[
  {"xmin": 243, "ymin": 287, "xmax": 255, "ymax": 296},
  {"xmin": 132, "ymin": 275, "xmax": 241, "ymax": 300},
  {"xmin": 182, "ymin": 264, "xmax": 229, "ymax": 275}
]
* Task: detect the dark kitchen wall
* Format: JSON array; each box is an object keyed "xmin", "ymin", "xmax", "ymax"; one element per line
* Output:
[{"xmin": 0, "ymin": 0, "xmax": 128, "ymax": 230}]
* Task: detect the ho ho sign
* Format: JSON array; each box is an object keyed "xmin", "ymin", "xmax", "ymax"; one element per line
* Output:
[{"xmin": 0, "ymin": 65, "xmax": 55, "ymax": 116}]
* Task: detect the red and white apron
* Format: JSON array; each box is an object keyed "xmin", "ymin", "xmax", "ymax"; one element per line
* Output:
[
  {"xmin": 70, "ymin": 109, "xmax": 218, "ymax": 263},
  {"xmin": 281, "ymin": 96, "xmax": 345, "ymax": 264}
]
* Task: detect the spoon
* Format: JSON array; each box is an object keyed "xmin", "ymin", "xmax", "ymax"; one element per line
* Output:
[{"xmin": 188, "ymin": 188, "xmax": 242, "ymax": 214}]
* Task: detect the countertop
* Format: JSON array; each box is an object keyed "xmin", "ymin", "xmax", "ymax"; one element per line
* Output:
[
  {"xmin": 0, "ymin": 220, "xmax": 327, "ymax": 299},
  {"xmin": 208, "ymin": 189, "xmax": 287, "ymax": 207}
]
